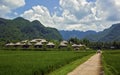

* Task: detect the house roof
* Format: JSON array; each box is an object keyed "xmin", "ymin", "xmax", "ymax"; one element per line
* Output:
[
  {"xmin": 72, "ymin": 44, "xmax": 84, "ymax": 47},
  {"xmin": 6, "ymin": 43, "xmax": 15, "ymax": 46},
  {"xmin": 34, "ymin": 39, "xmax": 42, "ymax": 42},
  {"xmin": 30, "ymin": 40, "xmax": 37, "ymax": 43},
  {"xmin": 15, "ymin": 42, "xmax": 22, "ymax": 45},
  {"xmin": 72, "ymin": 44, "xmax": 79, "ymax": 47},
  {"xmin": 41, "ymin": 39, "xmax": 47, "ymax": 43},
  {"xmin": 59, "ymin": 42, "xmax": 67, "ymax": 46},
  {"xmin": 47, "ymin": 42, "xmax": 55, "ymax": 46},
  {"xmin": 61, "ymin": 41, "xmax": 68, "ymax": 44},
  {"xmin": 34, "ymin": 42, "xmax": 43, "ymax": 45}
]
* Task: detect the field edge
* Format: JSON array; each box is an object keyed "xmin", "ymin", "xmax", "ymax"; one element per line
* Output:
[{"xmin": 48, "ymin": 53, "xmax": 94, "ymax": 75}]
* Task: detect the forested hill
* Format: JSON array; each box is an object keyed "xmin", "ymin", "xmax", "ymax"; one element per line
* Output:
[
  {"xmin": 0, "ymin": 17, "xmax": 62, "ymax": 43},
  {"xmin": 86, "ymin": 23, "xmax": 120, "ymax": 42}
]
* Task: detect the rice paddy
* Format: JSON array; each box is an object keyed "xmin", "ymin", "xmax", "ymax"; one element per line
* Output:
[
  {"xmin": 0, "ymin": 50, "xmax": 93, "ymax": 75},
  {"xmin": 102, "ymin": 50, "xmax": 120, "ymax": 75}
]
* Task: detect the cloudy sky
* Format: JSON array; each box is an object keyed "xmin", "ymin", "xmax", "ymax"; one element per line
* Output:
[{"xmin": 0, "ymin": 0, "xmax": 120, "ymax": 32}]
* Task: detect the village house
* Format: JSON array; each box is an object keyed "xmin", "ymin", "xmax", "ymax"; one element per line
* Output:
[
  {"xmin": 14, "ymin": 42, "xmax": 22, "ymax": 47},
  {"xmin": 30, "ymin": 39, "xmax": 37, "ymax": 44},
  {"xmin": 5, "ymin": 43, "xmax": 15, "ymax": 47},
  {"xmin": 72, "ymin": 44, "xmax": 85, "ymax": 50},
  {"xmin": 46, "ymin": 42, "xmax": 55, "ymax": 48},
  {"xmin": 41, "ymin": 39, "xmax": 47, "ymax": 44},
  {"xmin": 34, "ymin": 42, "xmax": 43, "ymax": 48},
  {"xmin": 61, "ymin": 41, "xmax": 68, "ymax": 44},
  {"xmin": 22, "ymin": 42, "xmax": 32, "ymax": 48},
  {"xmin": 59, "ymin": 42, "xmax": 67, "ymax": 48}
]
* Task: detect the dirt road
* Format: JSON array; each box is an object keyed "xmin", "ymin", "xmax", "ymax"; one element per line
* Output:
[{"xmin": 67, "ymin": 53, "xmax": 102, "ymax": 75}]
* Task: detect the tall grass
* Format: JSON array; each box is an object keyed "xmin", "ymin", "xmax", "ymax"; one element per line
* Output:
[
  {"xmin": 102, "ymin": 50, "xmax": 120, "ymax": 75},
  {"xmin": 0, "ymin": 50, "xmax": 93, "ymax": 75}
]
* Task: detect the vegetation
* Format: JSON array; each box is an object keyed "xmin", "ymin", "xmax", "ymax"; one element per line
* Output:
[
  {"xmin": 86, "ymin": 23, "xmax": 120, "ymax": 42},
  {"xmin": 0, "ymin": 50, "xmax": 93, "ymax": 75},
  {"xmin": 102, "ymin": 50, "xmax": 120, "ymax": 75},
  {"xmin": 60, "ymin": 23, "xmax": 120, "ymax": 42},
  {"xmin": 49, "ymin": 54, "xmax": 93, "ymax": 75},
  {"xmin": 68, "ymin": 37, "xmax": 120, "ymax": 49},
  {"xmin": 0, "ymin": 17, "xmax": 62, "ymax": 47}
]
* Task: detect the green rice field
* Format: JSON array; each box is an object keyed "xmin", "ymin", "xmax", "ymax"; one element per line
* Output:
[
  {"xmin": 0, "ymin": 50, "xmax": 93, "ymax": 75},
  {"xmin": 102, "ymin": 50, "xmax": 120, "ymax": 75}
]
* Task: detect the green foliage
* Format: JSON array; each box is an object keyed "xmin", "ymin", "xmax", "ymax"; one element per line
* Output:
[
  {"xmin": 68, "ymin": 37, "xmax": 80, "ymax": 44},
  {"xmin": 88, "ymin": 42, "xmax": 120, "ymax": 49},
  {"xmin": 0, "ymin": 50, "xmax": 93, "ymax": 75},
  {"xmin": 0, "ymin": 17, "xmax": 62, "ymax": 46},
  {"xmin": 102, "ymin": 50, "xmax": 120, "ymax": 75},
  {"xmin": 86, "ymin": 23, "xmax": 120, "ymax": 42}
]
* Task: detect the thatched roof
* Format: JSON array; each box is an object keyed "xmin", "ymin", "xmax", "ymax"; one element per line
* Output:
[
  {"xmin": 34, "ymin": 42, "xmax": 43, "ymax": 45},
  {"xmin": 14, "ymin": 42, "xmax": 23, "ymax": 45},
  {"xmin": 21, "ymin": 42, "xmax": 32, "ymax": 46},
  {"xmin": 33, "ymin": 39, "xmax": 42, "ymax": 42},
  {"xmin": 6, "ymin": 43, "xmax": 14, "ymax": 46},
  {"xmin": 72, "ymin": 44, "xmax": 79, "ymax": 47},
  {"xmin": 59, "ymin": 42, "xmax": 67, "ymax": 46},
  {"xmin": 72, "ymin": 44, "xmax": 84, "ymax": 47},
  {"xmin": 41, "ymin": 39, "xmax": 47, "ymax": 43},
  {"xmin": 47, "ymin": 42, "xmax": 55, "ymax": 46},
  {"xmin": 61, "ymin": 41, "xmax": 68, "ymax": 44},
  {"xmin": 30, "ymin": 40, "xmax": 37, "ymax": 43},
  {"xmin": 79, "ymin": 44, "xmax": 85, "ymax": 47}
]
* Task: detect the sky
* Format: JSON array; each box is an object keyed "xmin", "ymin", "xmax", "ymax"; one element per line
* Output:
[{"xmin": 0, "ymin": 0, "xmax": 120, "ymax": 32}]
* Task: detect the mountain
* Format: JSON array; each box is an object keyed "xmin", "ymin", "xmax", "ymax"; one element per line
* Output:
[
  {"xmin": 0, "ymin": 17, "xmax": 62, "ymax": 43},
  {"xmin": 86, "ymin": 23, "xmax": 120, "ymax": 42},
  {"xmin": 59, "ymin": 30, "xmax": 97, "ymax": 40}
]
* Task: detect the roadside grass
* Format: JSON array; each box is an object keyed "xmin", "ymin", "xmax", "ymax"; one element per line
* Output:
[
  {"xmin": 48, "ymin": 54, "xmax": 94, "ymax": 75},
  {"xmin": 0, "ymin": 50, "xmax": 94, "ymax": 75},
  {"xmin": 102, "ymin": 50, "xmax": 120, "ymax": 75}
]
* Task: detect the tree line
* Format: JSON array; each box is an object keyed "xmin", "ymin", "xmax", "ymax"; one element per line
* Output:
[{"xmin": 68, "ymin": 37, "xmax": 120, "ymax": 50}]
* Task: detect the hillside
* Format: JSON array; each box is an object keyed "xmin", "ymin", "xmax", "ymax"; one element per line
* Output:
[
  {"xmin": 59, "ymin": 30, "xmax": 97, "ymax": 40},
  {"xmin": 86, "ymin": 23, "xmax": 120, "ymax": 42},
  {"xmin": 0, "ymin": 17, "xmax": 62, "ymax": 44}
]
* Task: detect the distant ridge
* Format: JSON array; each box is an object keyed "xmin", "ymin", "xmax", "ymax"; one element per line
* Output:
[
  {"xmin": 59, "ymin": 30, "xmax": 97, "ymax": 40},
  {"xmin": 86, "ymin": 23, "xmax": 120, "ymax": 42}
]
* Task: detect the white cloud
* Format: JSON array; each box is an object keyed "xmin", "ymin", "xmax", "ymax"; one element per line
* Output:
[
  {"xmin": 21, "ymin": 5, "xmax": 55, "ymax": 27},
  {"xmin": 0, "ymin": 0, "xmax": 25, "ymax": 18},
  {"xmin": 60, "ymin": 0, "xmax": 93, "ymax": 19},
  {"xmin": 95, "ymin": 0, "xmax": 120, "ymax": 21},
  {"xmin": 21, "ymin": 0, "xmax": 120, "ymax": 32}
]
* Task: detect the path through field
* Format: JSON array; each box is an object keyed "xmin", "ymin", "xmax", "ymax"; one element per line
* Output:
[{"xmin": 67, "ymin": 53, "xmax": 103, "ymax": 75}]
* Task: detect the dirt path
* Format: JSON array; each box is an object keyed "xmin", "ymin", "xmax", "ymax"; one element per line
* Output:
[{"xmin": 67, "ymin": 53, "xmax": 102, "ymax": 75}]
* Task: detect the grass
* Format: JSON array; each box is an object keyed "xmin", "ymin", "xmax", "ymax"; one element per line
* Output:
[
  {"xmin": 48, "ymin": 54, "xmax": 93, "ymax": 75},
  {"xmin": 0, "ymin": 50, "xmax": 94, "ymax": 75},
  {"xmin": 102, "ymin": 50, "xmax": 120, "ymax": 75}
]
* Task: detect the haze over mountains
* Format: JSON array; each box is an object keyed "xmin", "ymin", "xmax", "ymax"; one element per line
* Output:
[
  {"xmin": 60, "ymin": 23, "xmax": 120, "ymax": 42},
  {"xmin": 59, "ymin": 30, "xmax": 97, "ymax": 40}
]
